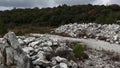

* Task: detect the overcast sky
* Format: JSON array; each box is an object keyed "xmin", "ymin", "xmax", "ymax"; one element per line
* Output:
[{"xmin": 0, "ymin": 0, "xmax": 120, "ymax": 10}]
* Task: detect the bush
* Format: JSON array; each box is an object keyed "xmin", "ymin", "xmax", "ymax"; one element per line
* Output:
[
  {"xmin": 55, "ymin": 47, "xmax": 71, "ymax": 58},
  {"xmin": 0, "ymin": 20, "xmax": 7, "ymax": 37},
  {"xmin": 73, "ymin": 43, "xmax": 84, "ymax": 59}
]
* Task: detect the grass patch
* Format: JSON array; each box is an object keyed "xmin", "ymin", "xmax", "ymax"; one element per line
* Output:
[
  {"xmin": 73, "ymin": 43, "xmax": 89, "ymax": 60},
  {"xmin": 9, "ymin": 25, "xmax": 55, "ymax": 35}
]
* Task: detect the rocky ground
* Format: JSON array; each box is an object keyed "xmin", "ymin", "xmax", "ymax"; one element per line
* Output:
[
  {"xmin": 55, "ymin": 23, "xmax": 120, "ymax": 44},
  {"xmin": 0, "ymin": 32, "xmax": 120, "ymax": 68}
]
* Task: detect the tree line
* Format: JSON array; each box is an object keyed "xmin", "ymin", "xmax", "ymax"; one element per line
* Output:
[{"xmin": 0, "ymin": 4, "xmax": 120, "ymax": 34}]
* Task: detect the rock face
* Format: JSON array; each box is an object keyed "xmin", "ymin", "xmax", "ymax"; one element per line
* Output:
[{"xmin": 0, "ymin": 32, "xmax": 32, "ymax": 68}]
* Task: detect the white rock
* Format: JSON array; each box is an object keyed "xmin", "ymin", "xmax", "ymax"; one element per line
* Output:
[
  {"xmin": 46, "ymin": 41, "xmax": 52, "ymax": 46},
  {"xmin": 52, "ymin": 65, "xmax": 60, "ymax": 68},
  {"xmin": 4, "ymin": 32, "xmax": 20, "ymax": 49},
  {"xmin": 52, "ymin": 39, "xmax": 58, "ymax": 45},
  {"xmin": 55, "ymin": 23, "xmax": 120, "ymax": 44},
  {"xmin": 2, "ymin": 32, "xmax": 32, "ymax": 68},
  {"xmin": 28, "ymin": 40, "xmax": 40, "ymax": 47},
  {"xmin": 22, "ymin": 47, "xmax": 34, "ymax": 54},
  {"xmin": 113, "ymin": 35, "xmax": 118, "ymax": 41},
  {"xmin": 17, "ymin": 36, "xmax": 26, "ymax": 39},
  {"xmin": 36, "ymin": 51, "xmax": 46, "ymax": 60},
  {"xmin": 35, "ymin": 66, "xmax": 40, "ymax": 68},
  {"xmin": 30, "ymin": 33, "xmax": 44, "ymax": 37},
  {"xmin": 59, "ymin": 63, "xmax": 68, "ymax": 68},
  {"xmin": 0, "ymin": 38, "xmax": 3, "ymax": 43},
  {"xmin": 18, "ymin": 38, "xmax": 24, "ymax": 45},
  {"xmin": 32, "ymin": 58, "xmax": 50, "ymax": 65},
  {"xmin": 68, "ymin": 60, "xmax": 78, "ymax": 68},
  {"xmin": 42, "ymin": 47, "xmax": 53, "ymax": 52},
  {"xmin": 51, "ymin": 59, "xmax": 57, "ymax": 65},
  {"xmin": 55, "ymin": 56, "xmax": 67, "ymax": 62},
  {"xmin": 24, "ymin": 37, "xmax": 35, "ymax": 44}
]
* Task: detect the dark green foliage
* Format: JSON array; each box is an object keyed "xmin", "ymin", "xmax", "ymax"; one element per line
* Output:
[
  {"xmin": 96, "ymin": 12, "xmax": 116, "ymax": 24},
  {"xmin": 73, "ymin": 43, "xmax": 84, "ymax": 59},
  {"xmin": 96, "ymin": 15, "xmax": 106, "ymax": 24},
  {"xmin": 0, "ymin": 4, "xmax": 120, "ymax": 28},
  {"xmin": 0, "ymin": 20, "xmax": 7, "ymax": 36}
]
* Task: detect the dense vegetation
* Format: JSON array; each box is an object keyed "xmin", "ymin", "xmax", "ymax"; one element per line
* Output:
[{"xmin": 0, "ymin": 4, "xmax": 120, "ymax": 35}]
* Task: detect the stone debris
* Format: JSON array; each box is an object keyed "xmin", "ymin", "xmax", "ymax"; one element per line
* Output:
[
  {"xmin": 21, "ymin": 33, "xmax": 120, "ymax": 68},
  {"xmin": 54, "ymin": 56, "xmax": 67, "ymax": 63},
  {"xmin": 0, "ymin": 32, "xmax": 32, "ymax": 68},
  {"xmin": 55, "ymin": 23, "xmax": 120, "ymax": 44},
  {"xmin": 0, "ymin": 31, "xmax": 120, "ymax": 68}
]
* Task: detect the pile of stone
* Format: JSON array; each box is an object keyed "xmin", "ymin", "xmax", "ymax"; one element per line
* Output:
[
  {"xmin": 18, "ymin": 33, "xmax": 79, "ymax": 68},
  {"xmin": 55, "ymin": 23, "xmax": 120, "ymax": 44},
  {"xmin": 0, "ymin": 32, "xmax": 32, "ymax": 68},
  {"xmin": 0, "ymin": 32, "xmax": 79, "ymax": 68},
  {"xmin": 0, "ymin": 32, "xmax": 120, "ymax": 68},
  {"xmin": 18, "ymin": 33, "xmax": 120, "ymax": 68}
]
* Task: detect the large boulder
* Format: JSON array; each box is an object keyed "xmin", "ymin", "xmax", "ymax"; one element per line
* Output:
[{"xmin": 0, "ymin": 32, "xmax": 33, "ymax": 68}]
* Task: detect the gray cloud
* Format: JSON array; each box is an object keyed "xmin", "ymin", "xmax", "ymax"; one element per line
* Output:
[
  {"xmin": 0, "ymin": 0, "xmax": 55, "ymax": 7},
  {"xmin": 0, "ymin": 6, "xmax": 13, "ymax": 11},
  {"xmin": 92, "ymin": 0, "xmax": 120, "ymax": 5},
  {"xmin": 0, "ymin": 0, "xmax": 119, "ymax": 10},
  {"xmin": 0, "ymin": 0, "xmax": 33, "ymax": 7},
  {"xmin": 55, "ymin": 0, "xmax": 95, "ymax": 5},
  {"xmin": 111, "ymin": 0, "xmax": 120, "ymax": 5}
]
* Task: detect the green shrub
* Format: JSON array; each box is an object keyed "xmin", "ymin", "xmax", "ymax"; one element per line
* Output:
[
  {"xmin": 73, "ymin": 43, "xmax": 84, "ymax": 59},
  {"xmin": 0, "ymin": 20, "xmax": 7, "ymax": 37}
]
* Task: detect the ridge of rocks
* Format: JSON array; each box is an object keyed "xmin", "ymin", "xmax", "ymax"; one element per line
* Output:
[{"xmin": 55, "ymin": 23, "xmax": 120, "ymax": 44}]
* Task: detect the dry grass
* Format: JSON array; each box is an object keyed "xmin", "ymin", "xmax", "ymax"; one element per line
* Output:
[{"xmin": 9, "ymin": 25, "xmax": 55, "ymax": 35}]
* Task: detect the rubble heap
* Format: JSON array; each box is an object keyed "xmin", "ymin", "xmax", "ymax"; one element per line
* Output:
[
  {"xmin": 0, "ymin": 32, "xmax": 32, "ymax": 68},
  {"xmin": 55, "ymin": 23, "xmax": 120, "ymax": 44},
  {"xmin": 0, "ymin": 32, "xmax": 120, "ymax": 68}
]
